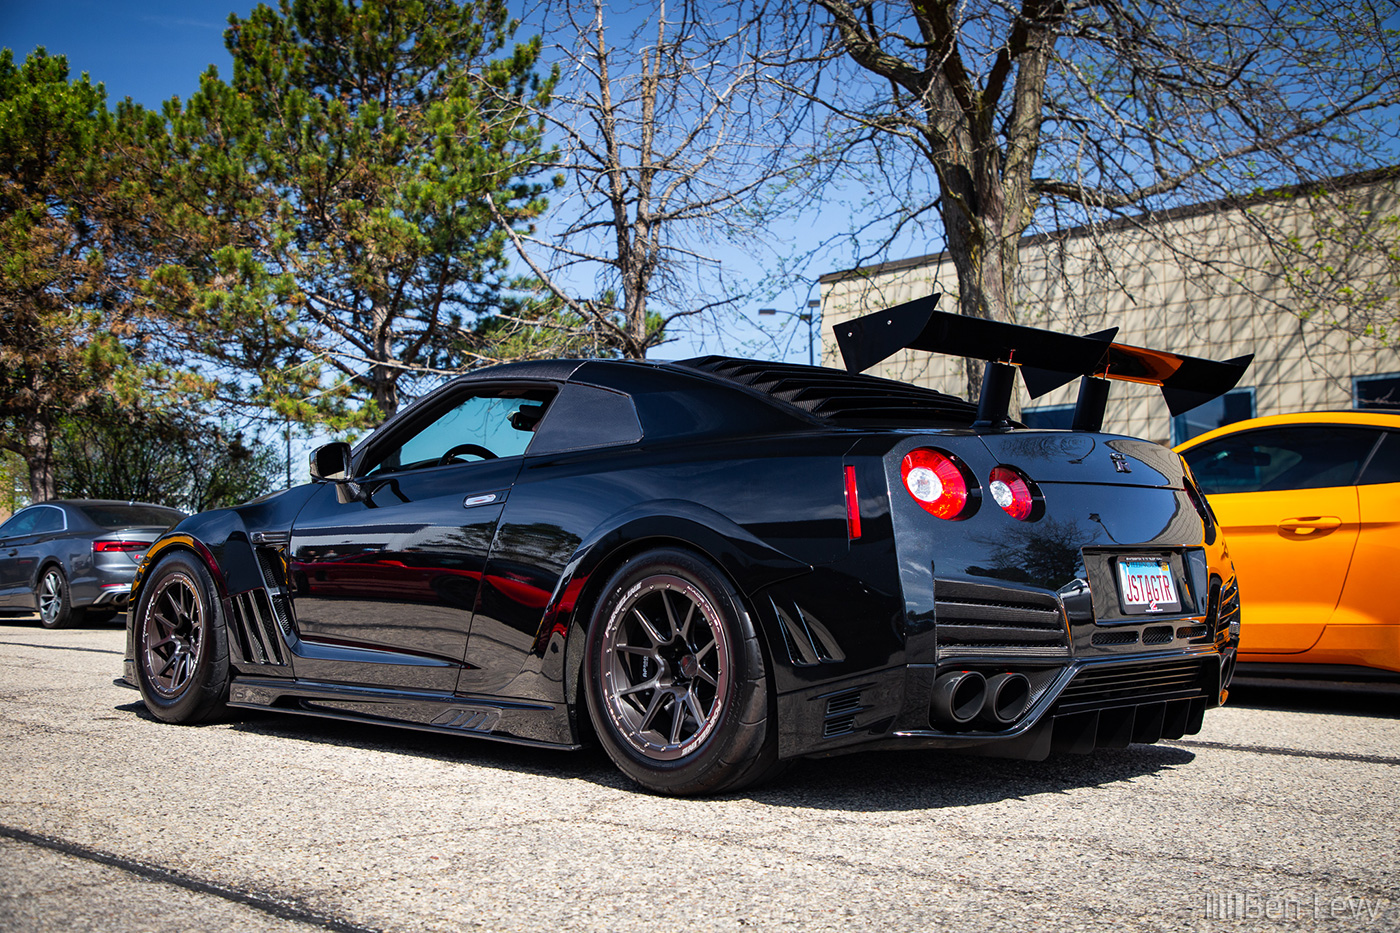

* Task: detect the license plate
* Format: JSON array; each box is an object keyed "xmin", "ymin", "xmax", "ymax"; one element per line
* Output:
[{"xmin": 1116, "ymin": 558, "xmax": 1180, "ymax": 613}]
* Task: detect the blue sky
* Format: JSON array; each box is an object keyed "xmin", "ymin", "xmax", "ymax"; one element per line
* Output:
[
  {"xmin": 0, "ymin": 1, "xmax": 253, "ymax": 108},
  {"xmin": 0, "ymin": 0, "xmax": 843, "ymax": 365},
  {"xmin": 1, "ymin": 0, "xmax": 850, "ymax": 478}
]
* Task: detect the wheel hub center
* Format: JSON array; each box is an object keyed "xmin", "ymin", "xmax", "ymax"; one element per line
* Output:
[{"xmin": 678, "ymin": 654, "xmax": 699, "ymax": 680}]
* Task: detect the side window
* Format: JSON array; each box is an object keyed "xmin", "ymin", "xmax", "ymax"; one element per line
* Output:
[
  {"xmin": 363, "ymin": 387, "xmax": 556, "ymax": 476},
  {"xmin": 1183, "ymin": 427, "xmax": 1380, "ymax": 494},
  {"xmin": 29, "ymin": 507, "xmax": 65, "ymax": 534},
  {"xmin": 529, "ymin": 384, "xmax": 642, "ymax": 454},
  {"xmin": 0, "ymin": 510, "xmax": 41, "ymax": 539},
  {"xmin": 1358, "ymin": 432, "xmax": 1400, "ymax": 485}
]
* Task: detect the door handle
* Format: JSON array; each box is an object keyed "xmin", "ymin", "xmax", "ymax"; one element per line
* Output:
[
  {"xmin": 1278, "ymin": 516, "xmax": 1342, "ymax": 535},
  {"xmin": 5, "ymin": 549, "xmax": 15, "ymax": 557}
]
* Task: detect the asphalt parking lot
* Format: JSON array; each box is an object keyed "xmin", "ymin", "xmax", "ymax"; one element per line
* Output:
[{"xmin": 1, "ymin": 619, "xmax": 1396, "ymax": 932}]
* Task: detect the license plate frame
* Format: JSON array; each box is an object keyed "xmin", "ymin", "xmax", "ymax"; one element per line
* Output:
[{"xmin": 1115, "ymin": 556, "xmax": 1181, "ymax": 614}]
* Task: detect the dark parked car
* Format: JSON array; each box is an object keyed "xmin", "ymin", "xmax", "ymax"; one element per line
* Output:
[
  {"xmin": 123, "ymin": 297, "xmax": 1249, "ymax": 795},
  {"xmin": 0, "ymin": 500, "xmax": 187, "ymax": 628}
]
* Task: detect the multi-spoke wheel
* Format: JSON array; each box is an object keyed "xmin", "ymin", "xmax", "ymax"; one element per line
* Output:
[
  {"xmin": 37, "ymin": 566, "xmax": 77, "ymax": 629},
  {"xmin": 134, "ymin": 553, "xmax": 229, "ymax": 724},
  {"xmin": 584, "ymin": 548, "xmax": 780, "ymax": 795}
]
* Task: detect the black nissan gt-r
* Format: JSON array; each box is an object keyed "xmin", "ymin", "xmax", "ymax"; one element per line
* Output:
[{"xmin": 122, "ymin": 297, "xmax": 1248, "ymax": 795}]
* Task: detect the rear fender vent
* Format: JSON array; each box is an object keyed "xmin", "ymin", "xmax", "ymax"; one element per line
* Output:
[
  {"xmin": 1217, "ymin": 576, "xmax": 1241, "ymax": 637},
  {"xmin": 772, "ymin": 598, "xmax": 846, "ymax": 667},
  {"xmin": 819, "ymin": 688, "xmax": 867, "ymax": 737}
]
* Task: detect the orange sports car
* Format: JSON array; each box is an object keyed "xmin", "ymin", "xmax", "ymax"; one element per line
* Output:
[{"xmin": 1176, "ymin": 412, "xmax": 1400, "ymax": 676}]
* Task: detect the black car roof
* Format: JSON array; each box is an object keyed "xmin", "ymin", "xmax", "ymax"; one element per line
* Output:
[
  {"xmin": 669, "ymin": 356, "xmax": 978, "ymax": 428},
  {"xmin": 445, "ymin": 354, "xmax": 979, "ymax": 430}
]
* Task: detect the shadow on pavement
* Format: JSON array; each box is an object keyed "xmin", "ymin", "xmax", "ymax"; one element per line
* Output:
[
  {"xmin": 0, "ymin": 614, "xmax": 126, "ymax": 630},
  {"xmin": 113, "ymin": 699, "xmax": 1198, "ymax": 810},
  {"xmin": 1225, "ymin": 677, "xmax": 1400, "ymax": 720}
]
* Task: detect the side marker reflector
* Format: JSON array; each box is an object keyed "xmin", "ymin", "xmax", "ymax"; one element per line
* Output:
[{"xmin": 844, "ymin": 465, "xmax": 862, "ymax": 539}]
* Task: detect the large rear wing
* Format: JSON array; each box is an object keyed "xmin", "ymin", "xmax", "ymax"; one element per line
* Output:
[{"xmin": 834, "ymin": 294, "xmax": 1252, "ymax": 430}]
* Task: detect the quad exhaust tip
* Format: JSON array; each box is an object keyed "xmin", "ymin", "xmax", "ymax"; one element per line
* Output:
[
  {"xmin": 981, "ymin": 672, "xmax": 1032, "ymax": 726},
  {"xmin": 931, "ymin": 670, "xmax": 986, "ymax": 728},
  {"xmin": 931, "ymin": 670, "xmax": 1033, "ymax": 730}
]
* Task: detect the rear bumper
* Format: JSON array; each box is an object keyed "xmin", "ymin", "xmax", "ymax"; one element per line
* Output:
[
  {"xmin": 778, "ymin": 646, "xmax": 1232, "ymax": 760},
  {"xmin": 90, "ymin": 583, "xmax": 133, "ymax": 608},
  {"xmin": 71, "ymin": 561, "xmax": 140, "ymax": 609}
]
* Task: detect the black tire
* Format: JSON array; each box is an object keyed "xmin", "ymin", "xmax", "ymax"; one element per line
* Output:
[
  {"xmin": 133, "ymin": 552, "xmax": 230, "ymax": 724},
  {"xmin": 583, "ymin": 548, "xmax": 781, "ymax": 796},
  {"xmin": 37, "ymin": 565, "xmax": 81, "ymax": 629}
]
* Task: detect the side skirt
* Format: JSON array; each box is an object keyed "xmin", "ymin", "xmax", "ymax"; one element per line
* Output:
[{"xmin": 227, "ymin": 676, "xmax": 581, "ymax": 751}]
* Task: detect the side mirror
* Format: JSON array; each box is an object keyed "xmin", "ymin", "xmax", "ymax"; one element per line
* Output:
[
  {"xmin": 309, "ymin": 442, "xmax": 353, "ymax": 482},
  {"xmin": 309, "ymin": 442, "xmax": 368, "ymax": 503}
]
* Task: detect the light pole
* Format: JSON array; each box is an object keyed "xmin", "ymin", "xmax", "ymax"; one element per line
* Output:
[{"xmin": 759, "ymin": 299, "xmax": 823, "ymax": 366}]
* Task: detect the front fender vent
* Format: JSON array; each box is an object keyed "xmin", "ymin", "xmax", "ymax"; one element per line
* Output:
[
  {"xmin": 226, "ymin": 545, "xmax": 296, "ymax": 668},
  {"xmin": 227, "ymin": 589, "xmax": 287, "ymax": 666},
  {"xmin": 254, "ymin": 548, "xmax": 296, "ymax": 636}
]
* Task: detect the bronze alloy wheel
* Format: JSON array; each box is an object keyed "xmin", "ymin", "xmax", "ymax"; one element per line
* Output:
[
  {"xmin": 141, "ymin": 570, "xmax": 207, "ymax": 698},
  {"xmin": 598, "ymin": 573, "xmax": 733, "ymax": 761},
  {"xmin": 134, "ymin": 552, "xmax": 230, "ymax": 724},
  {"xmin": 585, "ymin": 548, "xmax": 781, "ymax": 795}
]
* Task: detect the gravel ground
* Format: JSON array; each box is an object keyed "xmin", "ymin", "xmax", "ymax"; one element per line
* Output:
[{"xmin": 1, "ymin": 620, "xmax": 1396, "ymax": 932}]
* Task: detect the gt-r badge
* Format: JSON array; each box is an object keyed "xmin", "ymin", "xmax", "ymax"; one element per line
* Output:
[{"xmin": 1111, "ymin": 452, "xmax": 1132, "ymax": 473}]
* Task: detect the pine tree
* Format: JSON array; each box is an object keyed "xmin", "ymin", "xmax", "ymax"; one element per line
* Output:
[{"xmin": 141, "ymin": 0, "xmax": 556, "ymax": 425}]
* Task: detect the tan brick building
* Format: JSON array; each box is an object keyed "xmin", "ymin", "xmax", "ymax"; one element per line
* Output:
[{"xmin": 817, "ymin": 169, "xmax": 1400, "ymax": 445}]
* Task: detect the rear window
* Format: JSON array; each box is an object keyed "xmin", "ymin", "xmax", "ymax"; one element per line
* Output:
[{"xmin": 77, "ymin": 504, "xmax": 186, "ymax": 529}]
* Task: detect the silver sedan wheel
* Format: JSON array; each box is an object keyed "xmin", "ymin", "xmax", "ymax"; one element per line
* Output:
[
  {"xmin": 38, "ymin": 570, "xmax": 63, "ymax": 626},
  {"xmin": 597, "ymin": 574, "xmax": 733, "ymax": 761}
]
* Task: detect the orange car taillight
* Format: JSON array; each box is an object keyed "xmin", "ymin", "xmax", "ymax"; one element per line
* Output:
[
  {"xmin": 901, "ymin": 448, "xmax": 974, "ymax": 520},
  {"xmin": 988, "ymin": 465, "xmax": 1037, "ymax": 521}
]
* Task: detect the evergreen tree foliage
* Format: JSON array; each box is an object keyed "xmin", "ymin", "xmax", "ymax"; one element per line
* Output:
[
  {"xmin": 138, "ymin": 0, "xmax": 556, "ymax": 426},
  {"xmin": 0, "ymin": 48, "xmax": 138, "ymax": 501},
  {"xmin": 54, "ymin": 401, "xmax": 283, "ymax": 513}
]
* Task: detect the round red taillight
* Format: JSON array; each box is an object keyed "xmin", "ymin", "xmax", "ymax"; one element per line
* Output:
[
  {"xmin": 901, "ymin": 448, "xmax": 972, "ymax": 520},
  {"xmin": 988, "ymin": 466, "xmax": 1035, "ymax": 521}
]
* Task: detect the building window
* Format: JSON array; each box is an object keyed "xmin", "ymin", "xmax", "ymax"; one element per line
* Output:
[
  {"xmin": 1171, "ymin": 388, "xmax": 1255, "ymax": 445},
  {"xmin": 1354, "ymin": 373, "xmax": 1400, "ymax": 410},
  {"xmin": 1021, "ymin": 404, "xmax": 1075, "ymax": 430}
]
